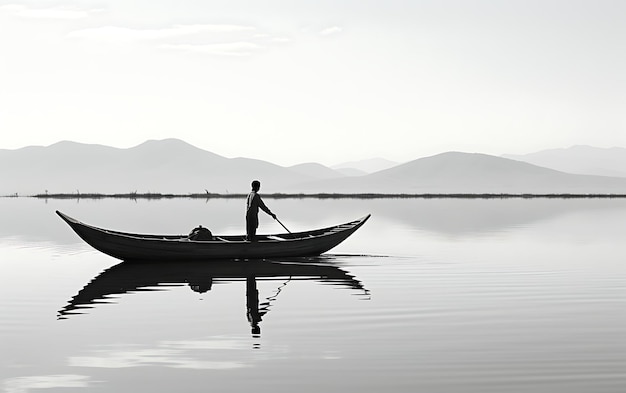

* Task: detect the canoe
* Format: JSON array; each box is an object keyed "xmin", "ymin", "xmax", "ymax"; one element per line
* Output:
[
  {"xmin": 58, "ymin": 258, "xmax": 369, "ymax": 319},
  {"xmin": 56, "ymin": 210, "xmax": 371, "ymax": 261}
]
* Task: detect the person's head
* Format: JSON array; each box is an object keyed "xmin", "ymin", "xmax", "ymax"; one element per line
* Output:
[{"xmin": 251, "ymin": 180, "xmax": 261, "ymax": 191}]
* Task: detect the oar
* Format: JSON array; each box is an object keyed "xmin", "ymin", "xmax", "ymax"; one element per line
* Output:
[{"xmin": 274, "ymin": 217, "xmax": 292, "ymax": 234}]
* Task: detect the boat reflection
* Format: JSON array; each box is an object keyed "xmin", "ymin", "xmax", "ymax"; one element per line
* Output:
[{"xmin": 58, "ymin": 257, "xmax": 369, "ymax": 337}]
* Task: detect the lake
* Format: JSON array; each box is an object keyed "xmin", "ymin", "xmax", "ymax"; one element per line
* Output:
[{"xmin": 1, "ymin": 197, "xmax": 625, "ymax": 393}]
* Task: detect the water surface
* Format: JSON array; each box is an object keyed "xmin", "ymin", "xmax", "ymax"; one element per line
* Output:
[{"xmin": 1, "ymin": 197, "xmax": 625, "ymax": 392}]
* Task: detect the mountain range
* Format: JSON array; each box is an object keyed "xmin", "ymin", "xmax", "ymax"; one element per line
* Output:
[
  {"xmin": 503, "ymin": 146, "xmax": 626, "ymax": 178},
  {"xmin": 3, "ymin": 139, "xmax": 626, "ymax": 195}
]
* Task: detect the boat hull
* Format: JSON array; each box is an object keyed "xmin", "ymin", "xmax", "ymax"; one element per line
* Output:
[{"xmin": 56, "ymin": 211, "xmax": 370, "ymax": 261}]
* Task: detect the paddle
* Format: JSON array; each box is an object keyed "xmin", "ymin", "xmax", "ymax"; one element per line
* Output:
[{"xmin": 274, "ymin": 217, "xmax": 292, "ymax": 234}]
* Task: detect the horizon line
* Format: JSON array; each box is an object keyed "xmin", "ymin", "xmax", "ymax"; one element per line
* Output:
[{"xmin": 7, "ymin": 192, "xmax": 626, "ymax": 200}]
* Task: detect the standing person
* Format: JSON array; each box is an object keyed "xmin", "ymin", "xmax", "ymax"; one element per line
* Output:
[{"xmin": 246, "ymin": 180, "xmax": 276, "ymax": 241}]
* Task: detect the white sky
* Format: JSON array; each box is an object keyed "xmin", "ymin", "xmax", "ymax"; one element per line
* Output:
[{"xmin": 1, "ymin": 0, "xmax": 625, "ymax": 166}]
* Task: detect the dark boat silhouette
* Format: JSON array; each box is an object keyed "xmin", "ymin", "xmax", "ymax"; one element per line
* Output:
[
  {"xmin": 56, "ymin": 211, "xmax": 370, "ymax": 261},
  {"xmin": 58, "ymin": 258, "xmax": 370, "ymax": 337}
]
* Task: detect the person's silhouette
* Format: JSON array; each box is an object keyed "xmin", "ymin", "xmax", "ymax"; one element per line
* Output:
[{"xmin": 245, "ymin": 180, "xmax": 276, "ymax": 241}]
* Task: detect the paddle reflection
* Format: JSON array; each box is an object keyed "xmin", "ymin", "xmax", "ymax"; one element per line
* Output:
[{"xmin": 58, "ymin": 257, "xmax": 369, "ymax": 337}]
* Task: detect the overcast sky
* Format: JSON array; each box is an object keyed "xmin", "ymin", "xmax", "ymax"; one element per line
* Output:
[{"xmin": 1, "ymin": 0, "xmax": 625, "ymax": 165}]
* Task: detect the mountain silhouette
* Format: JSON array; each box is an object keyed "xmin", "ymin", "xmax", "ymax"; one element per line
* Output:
[
  {"xmin": 288, "ymin": 163, "xmax": 346, "ymax": 180},
  {"xmin": 0, "ymin": 139, "xmax": 324, "ymax": 195},
  {"xmin": 503, "ymin": 145, "xmax": 626, "ymax": 178},
  {"xmin": 290, "ymin": 152, "xmax": 626, "ymax": 193},
  {"xmin": 3, "ymin": 140, "xmax": 626, "ymax": 195},
  {"xmin": 332, "ymin": 158, "xmax": 399, "ymax": 174}
]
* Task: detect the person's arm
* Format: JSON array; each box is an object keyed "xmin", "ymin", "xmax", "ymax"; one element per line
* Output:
[{"xmin": 257, "ymin": 195, "xmax": 276, "ymax": 218}]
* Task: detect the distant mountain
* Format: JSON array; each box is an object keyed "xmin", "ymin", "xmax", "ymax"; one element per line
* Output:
[
  {"xmin": 332, "ymin": 158, "xmax": 399, "ymax": 174},
  {"xmin": 0, "ymin": 139, "xmax": 327, "ymax": 195},
  {"xmin": 334, "ymin": 167, "xmax": 368, "ymax": 177},
  {"xmin": 291, "ymin": 152, "xmax": 626, "ymax": 193},
  {"xmin": 287, "ymin": 163, "xmax": 346, "ymax": 179},
  {"xmin": 3, "ymin": 140, "xmax": 626, "ymax": 195},
  {"xmin": 503, "ymin": 146, "xmax": 626, "ymax": 178}
]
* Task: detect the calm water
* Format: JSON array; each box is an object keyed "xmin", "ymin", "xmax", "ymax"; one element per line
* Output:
[{"xmin": 1, "ymin": 197, "xmax": 625, "ymax": 392}]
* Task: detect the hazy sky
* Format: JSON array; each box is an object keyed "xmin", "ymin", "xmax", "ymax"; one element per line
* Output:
[{"xmin": 1, "ymin": 0, "xmax": 625, "ymax": 165}]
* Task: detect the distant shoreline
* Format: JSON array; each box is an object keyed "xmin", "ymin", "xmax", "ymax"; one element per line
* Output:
[{"xmin": 3, "ymin": 192, "xmax": 626, "ymax": 199}]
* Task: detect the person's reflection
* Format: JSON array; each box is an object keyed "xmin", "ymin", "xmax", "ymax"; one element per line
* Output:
[
  {"xmin": 187, "ymin": 275, "xmax": 266, "ymax": 337},
  {"xmin": 246, "ymin": 276, "xmax": 267, "ymax": 337}
]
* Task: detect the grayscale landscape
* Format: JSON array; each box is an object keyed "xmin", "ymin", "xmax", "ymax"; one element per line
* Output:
[{"xmin": 2, "ymin": 1, "xmax": 626, "ymax": 393}]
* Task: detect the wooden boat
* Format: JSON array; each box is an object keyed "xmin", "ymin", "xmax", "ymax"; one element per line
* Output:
[
  {"xmin": 58, "ymin": 258, "xmax": 369, "ymax": 319},
  {"xmin": 56, "ymin": 210, "xmax": 371, "ymax": 261}
]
